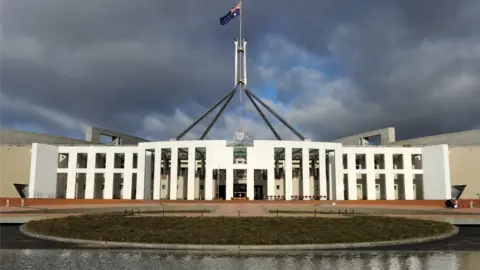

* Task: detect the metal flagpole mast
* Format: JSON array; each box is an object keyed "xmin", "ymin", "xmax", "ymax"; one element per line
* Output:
[{"xmin": 239, "ymin": 0, "xmax": 243, "ymax": 103}]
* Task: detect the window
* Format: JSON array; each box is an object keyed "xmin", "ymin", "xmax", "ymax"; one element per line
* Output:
[
  {"xmin": 200, "ymin": 185, "xmax": 204, "ymax": 190},
  {"xmin": 276, "ymin": 185, "xmax": 280, "ymax": 190}
]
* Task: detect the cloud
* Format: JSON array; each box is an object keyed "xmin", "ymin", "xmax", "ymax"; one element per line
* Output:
[
  {"xmin": 1, "ymin": 0, "xmax": 480, "ymax": 142},
  {"xmin": 0, "ymin": 93, "xmax": 89, "ymax": 133}
]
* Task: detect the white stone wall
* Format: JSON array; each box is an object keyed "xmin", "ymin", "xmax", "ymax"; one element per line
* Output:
[
  {"xmin": 28, "ymin": 141, "xmax": 451, "ymax": 201},
  {"xmin": 28, "ymin": 143, "xmax": 59, "ymax": 198}
]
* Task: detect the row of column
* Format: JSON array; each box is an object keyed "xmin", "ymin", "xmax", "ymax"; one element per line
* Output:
[
  {"xmin": 344, "ymin": 152, "xmax": 415, "ymax": 200},
  {"xmin": 63, "ymin": 147, "xmax": 344, "ymax": 201},
  {"xmin": 65, "ymin": 150, "xmax": 148, "ymax": 200},
  {"xmin": 145, "ymin": 147, "xmax": 344, "ymax": 201}
]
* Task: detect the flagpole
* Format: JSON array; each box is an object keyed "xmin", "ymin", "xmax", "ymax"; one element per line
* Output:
[{"xmin": 239, "ymin": 0, "xmax": 243, "ymax": 103}]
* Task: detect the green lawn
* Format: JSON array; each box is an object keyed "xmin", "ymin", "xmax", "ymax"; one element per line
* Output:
[{"xmin": 25, "ymin": 215, "xmax": 454, "ymax": 245}]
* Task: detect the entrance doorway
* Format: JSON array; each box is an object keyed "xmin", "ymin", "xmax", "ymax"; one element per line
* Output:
[
  {"xmin": 254, "ymin": 185, "xmax": 263, "ymax": 200},
  {"xmin": 218, "ymin": 185, "xmax": 226, "ymax": 200},
  {"xmin": 375, "ymin": 184, "xmax": 381, "ymax": 200},
  {"xmin": 356, "ymin": 184, "xmax": 363, "ymax": 200},
  {"xmin": 234, "ymin": 184, "xmax": 247, "ymax": 198}
]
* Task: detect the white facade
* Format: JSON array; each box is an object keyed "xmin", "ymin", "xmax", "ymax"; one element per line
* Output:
[{"xmin": 28, "ymin": 140, "xmax": 452, "ymax": 201}]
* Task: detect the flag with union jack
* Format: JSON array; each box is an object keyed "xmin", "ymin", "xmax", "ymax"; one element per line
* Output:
[{"xmin": 220, "ymin": 2, "xmax": 241, "ymax": 25}]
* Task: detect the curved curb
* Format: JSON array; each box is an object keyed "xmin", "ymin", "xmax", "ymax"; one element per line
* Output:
[{"xmin": 20, "ymin": 224, "xmax": 459, "ymax": 251}]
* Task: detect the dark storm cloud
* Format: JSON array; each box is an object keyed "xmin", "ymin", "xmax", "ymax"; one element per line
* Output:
[
  {"xmin": 1, "ymin": 0, "xmax": 480, "ymax": 140},
  {"xmin": 1, "ymin": 0, "xmax": 242, "ymax": 132}
]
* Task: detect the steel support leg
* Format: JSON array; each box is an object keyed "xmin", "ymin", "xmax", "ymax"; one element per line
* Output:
[
  {"xmin": 246, "ymin": 89, "xmax": 305, "ymax": 140},
  {"xmin": 244, "ymin": 90, "xmax": 281, "ymax": 140},
  {"xmin": 200, "ymin": 90, "xmax": 237, "ymax": 140},
  {"xmin": 176, "ymin": 87, "xmax": 237, "ymax": 140}
]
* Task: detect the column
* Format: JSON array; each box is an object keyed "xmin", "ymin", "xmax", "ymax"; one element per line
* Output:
[
  {"xmin": 318, "ymin": 148, "xmax": 327, "ymax": 200},
  {"xmin": 103, "ymin": 152, "xmax": 115, "ymax": 199},
  {"xmin": 384, "ymin": 152, "xmax": 395, "ymax": 200},
  {"xmin": 153, "ymin": 148, "xmax": 162, "ymax": 200},
  {"xmin": 247, "ymin": 168, "xmax": 254, "ymax": 200},
  {"xmin": 187, "ymin": 147, "xmax": 195, "ymax": 200},
  {"xmin": 136, "ymin": 149, "xmax": 146, "ymax": 200},
  {"xmin": 144, "ymin": 152, "xmax": 152, "ymax": 199},
  {"xmin": 403, "ymin": 153, "xmax": 414, "ymax": 200},
  {"xmin": 205, "ymin": 166, "xmax": 213, "ymax": 200},
  {"xmin": 366, "ymin": 153, "xmax": 376, "ymax": 200},
  {"xmin": 333, "ymin": 149, "xmax": 344, "ymax": 200},
  {"xmin": 66, "ymin": 151, "xmax": 77, "ymax": 199},
  {"xmin": 85, "ymin": 151, "xmax": 96, "ymax": 199},
  {"xmin": 122, "ymin": 152, "xmax": 133, "ymax": 199},
  {"xmin": 284, "ymin": 147, "xmax": 293, "ymax": 200},
  {"xmin": 302, "ymin": 148, "xmax": 311, "ymax": 199},
  {"xmin": 169, "ymin": 147, "xmax": 178, "ymax": 200},
  {"xmin": 267, "ymin": 167, "xmax": 275, "ymax": 199},
  {"xmin": 347, "ymin": 153, "xmax": 357, "ymax": 200}
]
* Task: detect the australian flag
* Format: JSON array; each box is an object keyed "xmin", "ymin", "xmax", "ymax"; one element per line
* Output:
[{"xmin": 220, "ymin": 2, "xmax": 241, "ymax": 25}]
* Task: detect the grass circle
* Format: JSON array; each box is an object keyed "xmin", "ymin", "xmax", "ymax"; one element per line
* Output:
[{"xmin": 25, "ymin": 214, "xmax": 455, "ymax": 245}]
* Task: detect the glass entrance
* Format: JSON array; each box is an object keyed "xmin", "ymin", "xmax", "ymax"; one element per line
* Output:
[
  {"xmin": 254, "ymin": 185, "xmax": 263, "ymax": 200},
  {"xmin": 233, "ymin": 184, "xmax": 247, "ymax": 198}
]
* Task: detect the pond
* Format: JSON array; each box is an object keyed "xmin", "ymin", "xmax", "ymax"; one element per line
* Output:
[{"xmin": 1, "ymin": 250, "xmax": 479, "ymax": 270}]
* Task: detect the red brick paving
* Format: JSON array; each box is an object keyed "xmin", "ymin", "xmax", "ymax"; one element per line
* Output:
[{"xmin": 1, "ymin": 198, "xmax": 479, "ymax": 208}]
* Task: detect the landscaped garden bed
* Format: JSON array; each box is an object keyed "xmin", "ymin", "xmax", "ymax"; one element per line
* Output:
[{"xmin": 24, "ymin": 215, "xmax": 454, "ymax": 245}]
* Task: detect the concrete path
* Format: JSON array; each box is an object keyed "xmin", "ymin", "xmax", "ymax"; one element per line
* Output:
[
  {"xmin": 207, "ymin": 203, "xmax": 266, "ymax": 217},
  {"xmin": 2, "ymin": 202, "xmax": 480, "ymax": 224}
]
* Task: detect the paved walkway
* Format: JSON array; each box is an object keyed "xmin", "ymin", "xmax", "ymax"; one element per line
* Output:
[
  {"xmin": 206, "ymin": 203, "xmax": 266, "ymax": 217},
  {"xmin": 1, "ymin": 202, "xmax": 480, "ymax": 214},
  {"xmin": 1, "ymin": 202, "xmax": 480, "ymax": 224}
]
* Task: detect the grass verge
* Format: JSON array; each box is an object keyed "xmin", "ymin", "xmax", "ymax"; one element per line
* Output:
[{"xmin": 24, "ymin": 215, "xmax": 454, "ymax": 245}]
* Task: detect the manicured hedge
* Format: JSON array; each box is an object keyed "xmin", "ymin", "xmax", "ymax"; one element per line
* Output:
[{"xmin": 25, "ymin": 215, "xmax": 454, "ymax": 245}]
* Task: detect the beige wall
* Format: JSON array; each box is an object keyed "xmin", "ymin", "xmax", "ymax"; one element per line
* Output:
[
  {"xmin": 449, "ymin": 147, "xmax": 480, "ymax": 199},
  {"xmin": 0, "ymin": 145, "xmax": 32, "ymax": 197}
]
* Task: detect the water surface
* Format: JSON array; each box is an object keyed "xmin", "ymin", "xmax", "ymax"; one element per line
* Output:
[{"xmin": 1, "ymin": 250, "xmax": 480, "ymax": 270}]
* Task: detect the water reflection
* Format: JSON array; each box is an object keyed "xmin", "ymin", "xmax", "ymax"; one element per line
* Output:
[{"xmin": 1, "ymin": 250, "xmax": 479, "ymax": 270}]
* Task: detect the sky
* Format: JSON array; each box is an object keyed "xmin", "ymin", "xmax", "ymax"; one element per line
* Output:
[{"xmin": 1, "ymin": 0, "xmax": 480, "ymax": 142}]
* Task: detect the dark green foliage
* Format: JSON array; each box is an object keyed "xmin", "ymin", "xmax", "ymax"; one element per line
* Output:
[{"xmin": 25, "ymin": 215, "xmax": 454, "ymax": 245}]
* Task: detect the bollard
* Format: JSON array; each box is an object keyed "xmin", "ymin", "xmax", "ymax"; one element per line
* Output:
[
  {"xmin": 6, "ymin": 199, "xmax": 9, "ymax": 207},
  {"xmin": 470, "ymin": 201, "xmax": 474, "ymax": 208},
  {"xmin": 21, "ymin": 199, "xmax": 25, "ymax": 207},
  {"xmin": 314, "ymin": 208, "xmax": 317, "ymax": 217},
  {"xmin": 276, "ymin": 209, "xmax": 279, "ymax": 217}
]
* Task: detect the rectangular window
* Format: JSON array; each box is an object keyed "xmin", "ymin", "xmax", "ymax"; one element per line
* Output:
[{"xmin": 276, "ymin": 185, "xmax": 280, "ymax": 190}]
